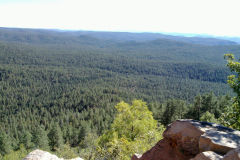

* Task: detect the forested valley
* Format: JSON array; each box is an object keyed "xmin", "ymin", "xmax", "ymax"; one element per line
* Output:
[{"xmin": 0, "ymin": 27, "xmax": 240, "ymax": 159}]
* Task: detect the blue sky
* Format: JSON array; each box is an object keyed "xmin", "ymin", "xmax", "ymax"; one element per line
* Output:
[{"xmin": 0, "ymin": 0, "xmax": 240, "ymax": 36}]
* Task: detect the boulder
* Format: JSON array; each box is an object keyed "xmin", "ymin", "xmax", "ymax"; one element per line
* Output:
[
  {"xmin": 132, "ymin": 119, "xmax": 240, "ymax": 160},
  {"xmin": 164, "ymin": 120, "xmax": 240, "ymax": 155},
  {"xmin": 23, "ymin": 149, "xmax": 83, "ymax": 160},
  {"xmin": 132, "ymin": 138, "xmax": 191, "ymax": 160},
  {"xmin": 199, "ymin": 123, "xmax": 240, "ymax": 154},
  {"xmin": 190, "ymin": 151, "xmax": 223, "ymax": 160},
  {"xmin": 223, "ymin": 147, "xmax": 240, "ymax": 160},
  {"xmin": 23, "ymin": 149, "xmax": 61, "ymax": 160},
  {"xmin": 163, "ymin": 119, "xmax": 204, "ymax": 156}
]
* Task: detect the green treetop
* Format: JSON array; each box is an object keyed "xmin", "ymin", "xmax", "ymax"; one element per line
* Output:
[
  {"xmin": 0, "ymin": 132, "xmax": 12, "ymax": 156},
  {"xmin": 48, "ymin": 124, "xmax": 64, "ymax": 151},
  {"xmin": 223, "ymin": 54, "xmax": 240, "ymax": 129},
  {"xmin": 97, "ymin": 100, "xmax": 164, "ymax": 160},
  {"xmin": 32, "ymin": 126, "xmax": 49, "ymax": 150}
]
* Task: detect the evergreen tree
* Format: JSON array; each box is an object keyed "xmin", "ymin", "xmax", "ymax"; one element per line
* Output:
[
  {"xmin": 56, "ymin": 144, "xmax": 78, "ymax": 159},
  {"xmin": 222, "ymin": 54, "xmax": 240, "ymax": 129},
  {"xmin": 78, "ymin": 125, "xmax": 90, "ymax": 146},
  {"xmin": 32, "ymin": 126, "xmax": 49, "ymax": 150},
  {"xmin": 200, "ymin": 111, "xmax": 218, "ymax": 123},
  {"xmin": 79, "ymin": 132, "xmax": 98, "ymax": 160},
  {"xmin": 162, "ymin": 99, "xmax": 187, "ymax": 125},
  {"xmin": 201, "ymin": 92, "xmax": 216, "ymax": 114},
  {"xmin": 193, "ymin": 95, "xmax": 202, "ymax": 120},
  {"xmin": 70, "ymin": 127, "xmax": 79, "ymax": 147},
  {"xmin": 20, "ymin": 130, "xmax": 33, "ymax": 149},
  {"xmin": 1, "ymin": 144, "xmax": 27, "ymax": 160},
  {"xmin": 0, "ymin": 132, "xmax": 12, "ymax": 156},
  {"xmin": 48, "ymin": 124, "xmax": 63, "ymax": 151}
]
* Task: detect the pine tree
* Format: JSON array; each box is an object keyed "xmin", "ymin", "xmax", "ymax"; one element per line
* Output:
[
  {"xmin": 222, "ymin": 54, "xmax": 240, "ymax": 129},
  {"xmin": 48, "ymin": 124, "xmax": 63, "ymax": 151},
  {"xmin": 0, "ymin": 131, "xmax": 12, "ymax": 156},
  {"xmin": 200, "ymin": 111, "xmax": 218, "ymax": 123},
  {"xmin": 78, "ymin": 125, "xmax": 90, "ymax": 145},
  {"xmin": 20, "ymin": 130, "xmax": 32, "ymax": 149},
  {"xmin": 193, "ymin": 95, "xmax": 202, "ymax": 120},
  {"xmin": 32, "ymin": 126, "xmax": 49, "ymax": 150},
  {"xmin": 162, "ymin": 99, "xmax": 187, "ymax": 125}
]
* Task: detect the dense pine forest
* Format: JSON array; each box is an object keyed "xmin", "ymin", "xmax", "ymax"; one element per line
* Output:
[{"xmin": 0, "ymin": 27, "xmax": 240, "ymax": 159}]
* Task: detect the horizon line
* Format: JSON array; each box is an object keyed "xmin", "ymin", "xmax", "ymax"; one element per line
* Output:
[{"xmin": 1, "ymin": 26, "xmax": 240, "ymax": 38}]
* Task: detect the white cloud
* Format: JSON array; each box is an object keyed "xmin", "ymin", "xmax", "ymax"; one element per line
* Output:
[{"xmin": 0, "ymin": 0, "xmax": 240, "ymax": 36}]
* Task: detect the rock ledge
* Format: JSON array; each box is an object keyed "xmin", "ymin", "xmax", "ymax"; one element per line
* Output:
[{"xmin": 132, "ymin": 119, "xmax": 240, "ymax": 160}]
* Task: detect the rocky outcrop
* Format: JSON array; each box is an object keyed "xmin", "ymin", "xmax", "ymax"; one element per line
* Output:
[
  {"xmin": 23, "ymin": 149, "xmax": 83, "ymax": 160},
  {"xmin": 190, "ymin": 151, "xmax": 223, "ymax": 160},
  {"xmin": 222, "ymin": 147, "xmax": 240, "ymax": 160},
  {"xmin": 132, "ymin": 119, "xmax": 240, "ymax": 160}
]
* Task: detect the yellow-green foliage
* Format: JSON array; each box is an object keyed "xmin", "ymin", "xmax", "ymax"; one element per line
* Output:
[
  {"xmin": 222, "ymin": 54, "xmax": 240, "ymax": 129},
  {"xmin": 1, "ymin": 144, "xmax": 27, "ymax": 160},
  {"xmin": 200, "ymin": 111, "xmax": 218, "ymax": 123},
  {"xmin": 97, "ymin": 100, "xmax": 165, "ymax": 160},
  {"xmin": 78, "ymin": 132, "xmax": 99, "ymax": 160},
  {"xmin": 55, "ymin": 144, "xmax": 78, "ymax": 159}
]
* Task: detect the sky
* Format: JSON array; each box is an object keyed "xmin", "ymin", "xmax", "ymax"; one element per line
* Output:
[{"xmin": 0, "ymin": 0, "xmax": 240, "ymax": 37}]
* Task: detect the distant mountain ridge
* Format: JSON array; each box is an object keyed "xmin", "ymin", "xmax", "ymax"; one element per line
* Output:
[
  {"xmin": 0, "ymin": 27, "xmax": 237, "ymax": 46},
  {"xmin": 159, "ymin": 32, "xmax": 240, "ymax": 44},
  {"xmin": 217, "ymin": 37, "xmax": 240, "ymax": 44},
  {"xmin": 76, "ymin": 31, "xmax": 238, "ymax": 46}
]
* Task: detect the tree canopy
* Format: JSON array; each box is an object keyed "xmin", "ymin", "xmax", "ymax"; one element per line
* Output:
[
  {"xmin": 97, "ymin": 100, "xmax": 164, "ymax": 160},
  {"xmin": 222, "ymin": 54, "xmax": 240, "ymax": 129}
]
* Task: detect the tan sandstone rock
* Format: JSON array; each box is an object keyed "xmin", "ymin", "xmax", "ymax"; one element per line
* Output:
[
  {"xmin": 223, "ymin": 147, "xmax": 240, "ymax": 160},
  {"xmin": 131, "ymin": 138, "xmax": 192, "ymax": 160},
  {"xmin": 163, "ymin": 119, "xmax": 204, "ymax": 156},
  {"xmin": 190, "ymin": 151, "xmax": 223, "ymax": 160},
  {"xmin": 132, "ymin": 119, "xmax": 240, "ymax": 160},
  {"xmin": 164, "ymin": 120, "xmax": 240, "ymax": 155}
]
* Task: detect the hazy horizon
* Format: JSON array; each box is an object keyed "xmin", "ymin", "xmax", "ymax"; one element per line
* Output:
[
  {"xmin": 1, "ymin": 26, "xmax": 240, "ymax": 39},
  {"xmin": 1, "ymin": 0, "xmax": 240, "ymax": 37}
]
